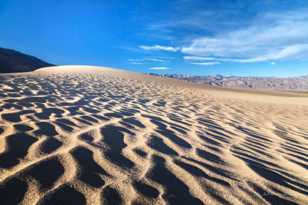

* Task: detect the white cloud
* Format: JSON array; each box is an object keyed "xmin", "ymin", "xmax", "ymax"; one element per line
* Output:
[
  {"xmin": 184, "ymin": 56, "xmax": 217, "ymax": 61},
  {"xmin": 128, "ymin": 59, "xmax": 145, "ymax": 65},
  {"xmin": 128, "ymin": 57, "xmax": 173, "ymax": 64},
  {"xmin": 191, "ymin": 62, "xmax": 220, "ymax": 66},
  {"xmin": 181, "ymin": 10, "xmax": 308, "ymax": 63},
  {"xmin": 149, "ymin": 66, "xmax": 170, "ymax": 70},
  {"xmin": 140, "ymin": 45, "xmax": 180, "ymax": 52},
  {"xmin": 184, "ymin": 55, "xmax": 220, "ymax": 66}
]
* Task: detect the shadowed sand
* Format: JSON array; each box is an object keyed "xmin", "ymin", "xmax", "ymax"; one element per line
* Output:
[{"xmin": 0, "ymin": 66, "xmax": 307, "ymax": 205}]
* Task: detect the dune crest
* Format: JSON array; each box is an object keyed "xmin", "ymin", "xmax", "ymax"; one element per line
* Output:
[
  {"xmin": 0, "ymin": 66, "xmax": 307, "ymax": 205},
  {"xmin": 35, "ymin": 65, "xmax": 115, "ymax": 73}
]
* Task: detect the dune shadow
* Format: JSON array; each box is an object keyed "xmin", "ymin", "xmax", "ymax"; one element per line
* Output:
[
  {"xmin": 0, "ymin": 133, "xmax": 37, "ymax": 168},
  {"xmin": 147, "ymin": 155, "xmax": 204, "ymax": 205},
  {"xmin": 40, "ymin": 184, "xmax": 86, "ymax": 205}
]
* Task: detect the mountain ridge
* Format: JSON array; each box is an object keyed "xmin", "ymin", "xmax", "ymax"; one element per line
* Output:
[
  {"xmin": 0, "ymin": 47, "xmax": 53, "ymax": 73},
  {"xmin": 149, "ymin": 73, "xmax": 308, "ymax": 91}
]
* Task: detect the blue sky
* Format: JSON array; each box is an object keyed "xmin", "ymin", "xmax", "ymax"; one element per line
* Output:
[{"xmin": 1, "ymin": 0, "xmax": 308, "ymax": 76}]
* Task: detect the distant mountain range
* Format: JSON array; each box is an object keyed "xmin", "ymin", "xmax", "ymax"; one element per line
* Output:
[
  {"xmin": 0, "ymin": 47, "xmax": 53, "ymax": 73},
  {"xmin": 149, "ymin": 73, "xmax": 308, "ymax": 91},
  {"xmin": 1, "ymin": 47, "xmax": 307, "ymax": 91}
]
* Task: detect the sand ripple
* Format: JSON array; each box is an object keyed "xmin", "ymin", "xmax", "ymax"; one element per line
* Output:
[{"xmin": 0, "ymin": 67, "xmax": 307, "ymax": 205}]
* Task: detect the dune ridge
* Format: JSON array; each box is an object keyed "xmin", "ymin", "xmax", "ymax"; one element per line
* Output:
[{"xmin": 0, "ymin": 66, "xmax": 307, "ymax": 205}]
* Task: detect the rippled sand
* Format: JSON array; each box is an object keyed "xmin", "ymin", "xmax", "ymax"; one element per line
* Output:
[{"xmin": 0, "ymin": 66, "xmax": 307, "ymax": 205}]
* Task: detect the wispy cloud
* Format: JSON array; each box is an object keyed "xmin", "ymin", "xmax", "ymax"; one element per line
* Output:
[
  {"xmin": 128, "ymin": 57, "xmax": 173, "ymax": 65},
  {"xmin": 143, "ymin": 1, "xmax": 251, "ymax": 42},
  {"xmin": 181, "ymin": 9, "xmax": 308, "ymax": 63},
  {"xmin": 184, "ymin": 56, "xmax": 220, "ymax": 66},
  {"xmin": 139, "ymin": 45, "xmax": 180, "ymax": 52},
  {"xmin": 184, "ymin": 43, "xmax": 308, "ymax": 65},
  {"xmin": 138, "ymin": 6, "xmax": 308, "ymax": 70},
  {"xmin": 149, "ymin": 66, "xmax": 170, "ymax": 70},
  {"xmin": 191, "ymin": 62, "xmax": 220, "ymax": 66},
  {"xmin": 184, "ymin": 56, "xmax": 217, "ymax": 61},
  {"xmin": 128, "ymin": 59, "xmax": 143, "ymax": 65}
]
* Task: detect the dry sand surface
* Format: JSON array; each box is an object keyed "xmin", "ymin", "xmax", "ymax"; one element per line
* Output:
[{"xmin": 0, "ymin": 65, "xmax": 307, "ymax": 205}]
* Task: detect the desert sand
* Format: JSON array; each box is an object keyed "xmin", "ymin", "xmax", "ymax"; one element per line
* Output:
[{"xmin": 0, "ymin": 66, "xmax": 307, "ymax": 205}]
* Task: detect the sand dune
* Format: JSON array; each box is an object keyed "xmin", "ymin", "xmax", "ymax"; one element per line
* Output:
[{"xmin": 0, "ymin": 66, "xmax": 307, "ymax": 205}]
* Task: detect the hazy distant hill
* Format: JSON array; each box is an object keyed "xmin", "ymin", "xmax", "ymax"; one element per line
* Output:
[
  {"xmin": 149, "ymin": 73, "xmax": 308, "ymax": 91},
  {"xmin": 0, "ymin": 47, "xmax": 53, "ymax": 73}
]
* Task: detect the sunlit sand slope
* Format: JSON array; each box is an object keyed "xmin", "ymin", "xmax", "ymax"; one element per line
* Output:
[{"xmin": 0, "ymin": 66, "xmax": 307, "ymax": 205}]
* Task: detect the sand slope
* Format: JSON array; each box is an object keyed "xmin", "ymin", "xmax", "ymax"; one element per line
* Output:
[{"xmin": 0, "ymin": 66, "xmax": 307, "ymax": 205}]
